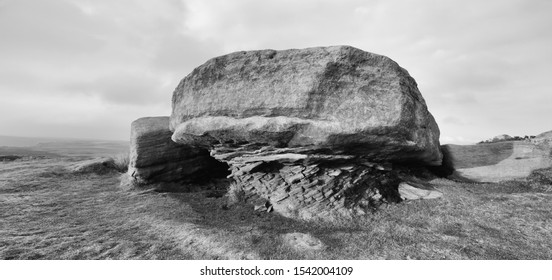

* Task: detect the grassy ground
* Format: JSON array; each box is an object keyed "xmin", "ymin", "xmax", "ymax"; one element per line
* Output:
[{"xmin": 1, "ymin": 157, "xmax": 551, "ymax": 260}]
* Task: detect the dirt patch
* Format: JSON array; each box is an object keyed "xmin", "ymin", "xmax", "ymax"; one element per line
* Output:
[{"xmin": 282, "ymin": 232, "xmax": 326, "ymax": 251}]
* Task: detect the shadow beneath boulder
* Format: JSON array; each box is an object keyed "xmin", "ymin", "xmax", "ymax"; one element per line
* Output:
[{"xmin": 425, "ymin": 145, "xmax": 455, "ymax": 177}]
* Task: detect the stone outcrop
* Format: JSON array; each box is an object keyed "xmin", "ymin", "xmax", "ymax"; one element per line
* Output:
[
  {"xmin": 442, "ymin": 141, "xmax": 552, "ymax": 182},
  {"xmin": 170, "ymin": 46, "xmax": 442, "ymax": 166},
  {"xmin": 167, "ymin": 46, "xmax": 442, "ymax": 220},
  {"xmin": 282, "ymin": 232, "xmax": 326, "ymax": 251},
  {"xmin": 398, "ymin": 182, "xmax": 443, "ymax": 200},
  {"xmin": 211, "ymin": 143, "xmax": 404, "ymax": 220},
  {"xmin": 128, "ymin": 116, "xmax": 228, "ymax": 185}
]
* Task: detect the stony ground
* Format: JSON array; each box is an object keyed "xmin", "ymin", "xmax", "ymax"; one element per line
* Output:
[{"xmin": 1, "ymin": 157, "xmax": 551, "ymax": 259}]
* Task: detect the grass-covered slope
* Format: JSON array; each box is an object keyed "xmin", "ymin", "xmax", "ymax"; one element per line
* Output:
[
  {"xmin": 443, "ymin": 141, "xmax": 552, "ymax": 182},
  {"xmin": 1, "ymin": 157, "xmax": 551, "ymax": 259}
]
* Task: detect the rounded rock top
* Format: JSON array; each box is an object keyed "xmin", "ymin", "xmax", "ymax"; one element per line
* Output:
[{"xmin": 170, "ymin": 46, "xmax": 442, "ymax": 166}]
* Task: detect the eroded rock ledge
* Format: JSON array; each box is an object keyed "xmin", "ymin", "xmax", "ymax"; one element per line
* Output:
[
  {"xmin": 127, "ymin": 116, "xmax": 228, "ymax": 187},
  {"xmin": 211, "ymin": 143, "xmax": 403, "ymax": 220}
]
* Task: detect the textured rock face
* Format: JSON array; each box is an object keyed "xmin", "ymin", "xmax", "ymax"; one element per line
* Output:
[
  {"xmin": 128, "ymin": 116, "xmax": 228, "ymax": 185},
  {"xmin": 170, "ymin": 46, "xmax": 442, "ymax": 165},
  {"xmin": 211, "ymin": 143, "xmax": 402, "ymax": 221},
  {"xmin": 442, "ymin": 141, "xmax": 552, "ymax": 182},
  {"xmin": 282, "ymin": 232, "xmax": 326, "ymax": 251},
  {"xmin": 398, "ymin": 182, "xmax": 443, "ymax": 200}
]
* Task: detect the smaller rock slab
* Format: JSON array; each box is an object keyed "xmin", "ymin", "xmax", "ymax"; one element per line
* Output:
[
  {"xmin": 128, "ymin": 116, "xmax": 228, "ymax": 185},
  {"xmin": 282, "ymin": 232, "xmax": 326, "ymax": 251},
  {"xmin": 398, "ymin": 182, "xmax": 442, "ymax": 200}
]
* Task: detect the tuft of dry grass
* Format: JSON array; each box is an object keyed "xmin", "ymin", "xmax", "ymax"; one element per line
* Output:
[
  {"xmin": 110, "ymin": 153, "xmax": 129, "ymax": 173},
  {"xmin": 2, "ymin": 158, "xmax": 551, "ymax": 260}
]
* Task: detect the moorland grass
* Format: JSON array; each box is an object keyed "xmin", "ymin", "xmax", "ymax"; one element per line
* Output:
[{"xmin": 1, "ymin": 158, "xmax": 551, "ymax": 259}]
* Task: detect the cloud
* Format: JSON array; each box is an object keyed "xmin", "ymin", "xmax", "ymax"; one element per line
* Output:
[
  {"xmin": 0, "ymin": 0, "xmax": 106, "ymax": 56},
  {"xmin": 0, "ymin": 0, "xmax": 198, "ymax": 139},
  {"xmin": 149, "ymin": 32, "xmax": 221, "ymax": 73},
  {"xmin": 1, "ymin": 0, "xmax": 552, "ymax": 142},
  {"xmin": 443, "ymin": 117, "xmax": 468, "ymax": 126},
  {"xmin": 182, "ymin": 0, "xmax": 383, "ymax": 51},
  {"xmin": 61, "ymin": 72, "xmax": 170, "ymax": 106}
]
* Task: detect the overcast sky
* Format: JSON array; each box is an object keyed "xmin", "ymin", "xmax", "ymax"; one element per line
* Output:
[{"xmin": 1, "ymin": 0, "xmax": 551, "ymax": 144}]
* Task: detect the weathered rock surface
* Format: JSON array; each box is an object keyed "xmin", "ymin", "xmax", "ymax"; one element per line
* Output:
[
  {"xmin": 282, "ymin": 232, "xmax": 326, "ymax": 251},
  {"xmin": 398, "ymin": 182, "xmax": 443, "ymax": 200},
  {"xmin": 212, "ymin": 143, "xmax": 403, "ymax": 220},
  {"xmin": 128, "ymin": 116, "xmax": 228, "ymax": 185},
  {"xmin": 442, "ymin": 141, "xmax": 552, "ymax": 182},
  {"xmin": 165, "ymin": 46, "xmax": 443, "ymax": 220},
  {"xmin": 170, "ymin": 46, "xmax": 442, "ymax": 166}
]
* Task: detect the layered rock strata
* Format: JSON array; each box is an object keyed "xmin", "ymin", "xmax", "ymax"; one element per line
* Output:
[
  {"xmin": 211, "ymin": 143, "xmax": 403, "ymax": 220},
  {"xmin": 128, "ymin": 116, "xmax": 228, "ymax": 185}
]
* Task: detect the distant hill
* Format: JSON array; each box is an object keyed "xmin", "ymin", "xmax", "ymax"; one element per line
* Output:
[
  {"xmin": 532, "ymin": 130, "xmax": 552, "ymax": 146},
  {"xmin": 535, "ymin": 130, "xmax": 552, "ymax": 139},
  {"xmin": 0, "ymin": 135, "xmax": 67, "ymax": 147},
  {"xmin": 478, "ymin": 134, "xmax": 535, "ymax": 144},
  {"xmin": 0, "ymin": 135, "xmax": 129, "ymax": 158}
]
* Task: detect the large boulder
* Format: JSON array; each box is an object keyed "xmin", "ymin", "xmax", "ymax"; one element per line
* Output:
[
  {"xmin": 168, "ymin": 46, "xmax": 442, "ymax": 220},
  {"xmin": 128, "ymin": 116, "xmax": 228, "ymax": 185},
  {"xmin": 442, "ymin": 141, "xmax": 552, "ymax": 182},
  {"xmin": 170, "ymin": 45, "xmax": 442, "ymax": 165}
]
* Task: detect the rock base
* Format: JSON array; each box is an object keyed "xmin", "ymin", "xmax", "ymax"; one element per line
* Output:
[{"xmin": 211, "ymin": 144, "xmax": 402, "ymax": 221}]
